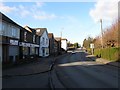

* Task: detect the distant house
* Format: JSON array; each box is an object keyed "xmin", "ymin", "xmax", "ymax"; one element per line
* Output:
[
  {"xmin": 48, "ymin": 33, "xmax": 55, "ymax": 56},
  {"xmin": 0, "ymin": 12, "xmax": 20, "ymax": 64},
  {"xmin": 61, "ymin": 38, "xmax": 68, "ymax": 51},
  {"xmin": 34, "ymin": 28, "xmax": 49, "ymax": 57},
  {"xmin": 54, "ymin": 39, "xmax": 59, "ymax": 56},
  {"xmin": 55, "ymin": 37, "xmax": 61, "ymax": 55},
  {"xmin": 19, "ymin": 26, "xmax": 39, "ymax": 60}
]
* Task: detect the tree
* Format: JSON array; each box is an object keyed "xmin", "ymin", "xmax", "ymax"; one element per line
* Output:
[
  {"xmin": 83, "ymin": 37, "xmax": 93, "ymax": 49},
  {"xmin": 93, "ymin": 19, "xmax": 120, "ymax": 48},
  {"xmin": 73, "ymin": 42, "xmax": 79, "ymax": 48}
]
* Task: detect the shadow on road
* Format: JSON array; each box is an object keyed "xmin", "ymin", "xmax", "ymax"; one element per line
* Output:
[{"xmin": 54, "ymin": 51, "xmax": 119, "ymax": 89}]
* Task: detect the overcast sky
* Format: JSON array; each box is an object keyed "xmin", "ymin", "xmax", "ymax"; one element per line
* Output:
[{"xmin": 0, "ymin": 0, "xmax": 119, "ymax": 45}]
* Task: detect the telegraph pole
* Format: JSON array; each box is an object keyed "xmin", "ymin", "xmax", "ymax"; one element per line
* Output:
[
  {"xmin": 61, "ymin": 27, "xmax": 64, "ymax": 39},
  {"xmin": 61, "ymin": 31, "xmax": 62, "ymax": 39},
  {"xmin": 100, "ymin": 19, "xmax": 103, "ymax": 48}
]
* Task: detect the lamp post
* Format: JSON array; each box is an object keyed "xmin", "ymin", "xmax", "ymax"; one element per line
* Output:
[{"xmin": 100, "ymin": 19, "xmax": 103, "ymax": 49}]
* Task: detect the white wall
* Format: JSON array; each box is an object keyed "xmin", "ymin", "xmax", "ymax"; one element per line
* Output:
[
  {"xmin": 61, "ymin": 40, "xmax": 67, "ymax": 51},
  {"xmin": 39, "ymin": 31, "xmax": 49, "ymax": 57}
]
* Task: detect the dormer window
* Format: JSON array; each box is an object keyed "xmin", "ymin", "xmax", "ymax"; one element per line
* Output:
[{"xmin": 24, "ymin": 32, "xmax": 27, "ymax": 41}]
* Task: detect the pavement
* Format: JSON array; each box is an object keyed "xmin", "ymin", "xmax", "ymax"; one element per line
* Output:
[
  {"xmin": 2, "ymin": 53, "xmax": 69, "ymax": 77},
  {"xmin": 87, "ymin": 54, "xmax": 120, "ymax": 68}
]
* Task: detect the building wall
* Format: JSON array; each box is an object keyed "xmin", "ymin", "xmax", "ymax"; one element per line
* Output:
[
  {"xmin": 0, "ymin": 44, "xmax": 2, "ymax": 62},
  {"xmin": 0, "ymin": 19, "xmax": 20, "ymax": 64},
  {"xmin": 61, "ymin": 40, "xmax": 67, "ymax": 51},
  {"xmin": 49, "ymin": 37, "xmax": 55, "ymax": 55},
  {"xmin": 39, "ymin": 31, "xmax": 49, "ymax": 57},
  {"xmin": 19, "ymin": 27, "xmax": 39, "ymax": 59}
]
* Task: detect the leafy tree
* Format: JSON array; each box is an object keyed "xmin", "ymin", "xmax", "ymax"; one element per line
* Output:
[
  {"xmin": 73, "ymin": 42, "xmax": 79, "ymax": 48},
  {"xmin": 83, "ymin": 37, "xmax": 93, "ymax": 49}
]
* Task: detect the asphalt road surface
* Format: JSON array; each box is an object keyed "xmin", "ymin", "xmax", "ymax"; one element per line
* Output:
[
  {"xmin": 2, "ymin": 50, "xmax": 120, "ymax": 89},
  {"xmin": 54, "ymin": 50, "xmax": 119, "ymax": 89}
]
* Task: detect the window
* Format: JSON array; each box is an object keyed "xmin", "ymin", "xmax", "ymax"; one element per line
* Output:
[
  {"xmin": 7, "ymin": 25, "xmax": 12, "ymax": 37},
  {"xmin": 12, "ymin": 26, "xmax": 17, "ymax": 37},
  {"xmin": 24, "ymin": 32, "xmax": 27, "ymax": 41},
  {"xmin": 23, "ymin": 47, "xmax": 28, "ymax": 55},
  {"xmin": 46, "ymin": 39, "xmax": 48, "ymax": 44},
  {"xmin": 2, "ymin": 22, "xmax": 7, "ymax": 36},
  {"xmin": 30, "ymin": 47, "xmax": 35, "ymax": 55},
  {"xmin": 33, "ymin": 35, "xmax": 35, "ymax": 43},
  {"xmin": 42, "ymin": 37, "xmax": 45, "ymax": 45},
  {"xmin": 0, "ymin": 22, "xmax": 2, "ymax": 35},
  {"xmin": 16, "ymin": 28, "xmax": 20, "ymax": 39}
]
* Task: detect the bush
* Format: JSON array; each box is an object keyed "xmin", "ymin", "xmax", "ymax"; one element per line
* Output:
[{"xmin": 94, "ymin": 47, "xmax": 120, "ymax": 61}]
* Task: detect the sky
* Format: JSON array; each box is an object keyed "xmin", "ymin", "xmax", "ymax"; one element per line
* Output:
[{"xmin": 0, "ymin": 0, "xmax": 119, "ymax": 45}]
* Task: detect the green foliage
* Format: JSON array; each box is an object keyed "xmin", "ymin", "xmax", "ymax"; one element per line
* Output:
[
  {"xmin": 73, "ymin": 42, "xmax": 79, "ymax": 48},
  {"xmin": 94, "ymin": 47, "xmax": 120, "ymax": 61},
  {"xmin": 83, "ymin": 37, "xmax": 93, "ymax": 49}
]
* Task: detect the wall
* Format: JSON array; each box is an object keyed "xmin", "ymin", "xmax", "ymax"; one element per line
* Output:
[
  {"xmin": 39, "ymin": 31, "xmax": 49, "ymax": 57},
  {"xmin": 61, "ymin": 40, "xmax": 67, "ymax": 51},
  {"xmin": 0, "ymin": 45, "xmax": 2, "ymax": 62}
]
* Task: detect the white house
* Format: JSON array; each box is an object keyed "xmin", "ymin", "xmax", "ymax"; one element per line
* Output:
[
  {"xmin": 35, "ymin": 28, "xmax": 49, "ymax": 57},
  {"xmin": 61, "ymin": 38, "xmax": 68, "ymax": 51}
]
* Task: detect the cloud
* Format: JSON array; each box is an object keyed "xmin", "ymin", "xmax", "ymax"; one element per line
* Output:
[
  {"xmin": 90, "ymin": 0, "xmax": 119, "ymax": 22},
  {"xmin": 18, "ymin": 5, "xmax": 30, "ymax": 17},
  {"xmin": 33, "ymin": 12, "xmax": 57, "ymax": 20},
  {"xmin": 35, "ymin": 2, "xmax": 44, "ymax": 7},
  {"xmin": 0, "ymin": 2, "xmax": 57, "ymax": 20},
  {"xmin": 0, "ymin": 2, "xmax": 17, "ymax": 13}
]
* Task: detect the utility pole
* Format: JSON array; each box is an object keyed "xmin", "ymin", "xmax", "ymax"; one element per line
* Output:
[
  {"xmin": 100, "ymin": 19, "xmax": 103, "ymax": 49},
  {"xmin": 61, "ymin": 31, "xmax": 62, "ymax": 39},
  {"xmin": 61, "ymin": 27, "xmax": 64, "ymax": 39}
]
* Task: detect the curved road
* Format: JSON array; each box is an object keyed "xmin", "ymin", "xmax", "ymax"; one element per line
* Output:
[{"xmin": 54, "ymin": 50, "xmax": 119, "ymax": 88}]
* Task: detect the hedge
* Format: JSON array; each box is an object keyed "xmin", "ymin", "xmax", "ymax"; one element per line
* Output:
[{"xmin": 94, "ymin": 47, "xmax": 120, "ymax": 61}]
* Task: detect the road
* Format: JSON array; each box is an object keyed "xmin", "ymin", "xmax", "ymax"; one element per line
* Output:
[
  {"xmin": 2, "ymin": 50, "xmax": 119, "ymax": 89},
  {"xmin": 53, "ymin": 50, "xmax": 119, "ymax": 89}
]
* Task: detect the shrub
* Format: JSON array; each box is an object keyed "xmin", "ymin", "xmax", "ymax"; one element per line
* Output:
[{"xmin": 94, "ymin": 47, "xmax": 120, "ymax": 61}]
